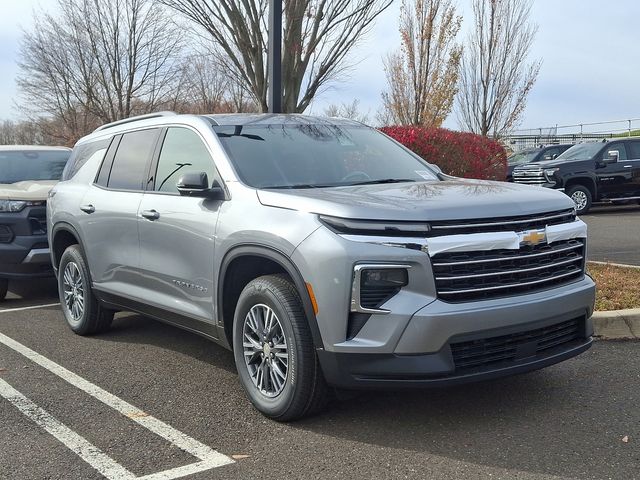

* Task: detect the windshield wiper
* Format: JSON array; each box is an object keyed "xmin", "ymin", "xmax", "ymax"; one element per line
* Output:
[
  {"xmin": 344, "ymin": 178, "xmax": 418, "ymax": 186},
  {"xmin": 266, "ymin": 183, "xmax": 340, "ymax": 189}
]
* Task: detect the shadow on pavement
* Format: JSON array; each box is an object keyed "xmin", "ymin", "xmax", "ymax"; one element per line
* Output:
[{"xmin": 1, "ymin": 278, "xmax": 58, "ymax": 309}]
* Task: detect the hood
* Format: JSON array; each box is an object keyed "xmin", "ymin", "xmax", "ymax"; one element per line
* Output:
[
  {"xmin": 257, "ymin": 179, "xmax": 575, "ymax": 222},
  {"xmin": 526, "ymin": 157, "xmax": 593, "ymax": 169},
  {"xmin": 0, "ymin": 180, "xmax": 57, "ymax": 201}
]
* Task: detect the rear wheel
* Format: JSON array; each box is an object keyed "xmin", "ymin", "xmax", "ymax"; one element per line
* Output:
[
  {"xmin": 567, "ymin": 185, "xmax": 592, "ymax": 214},
  {"xmin": 58, "ymin": 245, "xmax": 113, "ymax": 335},
  {"xmin": 0, "ymin": 279, "xmax": 8, "ymax": 301},
  {"xmin": 233, "ymin": 274, "xmax": 329, "ymax": 421}
]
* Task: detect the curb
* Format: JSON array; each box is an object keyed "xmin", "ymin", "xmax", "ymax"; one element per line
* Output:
[
  {"xmin": 592, "ymin": 309, "xmax": 640, "ymax": 339},
  {"xmin": 589, "ymin": 260, "xmax": 640, "ymax": 270}
]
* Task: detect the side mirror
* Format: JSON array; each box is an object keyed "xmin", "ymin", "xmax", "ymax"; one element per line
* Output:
[
  {"xmin": 603, "ymin": 150, "xmax": 619, "ymax": 164},
  {"xmin": 176, "ymin": 172, "xmax": 224, "ymax": 199}
]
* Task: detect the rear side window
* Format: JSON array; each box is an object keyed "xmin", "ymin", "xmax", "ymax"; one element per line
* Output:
[
  {"xmin": 63, "ymin": 139, "xmax": 111, "ymax": 180},
  {"xmin": 627, "ymin": 141, "xmax": 640, "ymax": 159},
  {"xmin": 154, "ymin": 128, "xmax": 216, "ymax": 194},
  {"xmin": 107, "ymin": 129, "xmax": 160, "ymax": 191}
]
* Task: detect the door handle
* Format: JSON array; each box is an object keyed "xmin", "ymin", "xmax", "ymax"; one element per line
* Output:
[
  {"xmin": 80, "ymin": 204, "xmax": 95, "ymax": 214},
  {"xmin": 141, "ymin": 209, "xmax": 160, "ymax": 221},
  {"xmin": 623, "ymin": 165, "xmax": 633, "ymax": 168}
]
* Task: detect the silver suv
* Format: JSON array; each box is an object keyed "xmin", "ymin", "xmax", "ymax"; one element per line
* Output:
[{"xmin": 48, "ymin": 113, "xmax": 596, "ymax": 420}]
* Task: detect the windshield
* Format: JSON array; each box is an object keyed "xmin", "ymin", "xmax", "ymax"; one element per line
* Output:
[
  {"xmin": 213, "ymin": 124, "xmax": 438, "ymax": 189},
  {"xmin": 508, "ymin": 150, "xmax": 539, "ymax": 166},
  {"xmin": 0, "ymin": 150, "xmax": 70, "ymax": 184},
  {"xmin": 556, "ymin": 143, "xmax": 602, "ymax": 161}
]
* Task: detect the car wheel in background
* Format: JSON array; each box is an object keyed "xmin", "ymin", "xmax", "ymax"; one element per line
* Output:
[
  {"xmin": 0, "ymin": 279, "xmax": 8, "ymax": 301},
  {"xmin": 567, "ymin": 185, "xmax": 592, "ymax": 214},
  {"xmin": 58, "ymin": 245, "xmax": 114, "ymax": 335},
  {"xmin": 233, "ymin": 274, "xmax": 329, "ymax": 421}
]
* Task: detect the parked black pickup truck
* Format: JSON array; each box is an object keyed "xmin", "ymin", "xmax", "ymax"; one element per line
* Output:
[
  {"xmin": 512, "ymin": 139, "xmax": 640, "ymax": 214},
  {"xmin": 506, "ymin": 144, "xmax": 572, "ymax": 181}
]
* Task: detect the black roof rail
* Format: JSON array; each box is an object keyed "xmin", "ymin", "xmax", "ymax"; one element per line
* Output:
[{"xmin": 94, "ymin": 112, "xmax": 177, "ymax": 132}]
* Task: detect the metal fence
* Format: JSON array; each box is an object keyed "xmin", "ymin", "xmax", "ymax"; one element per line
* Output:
[{"xmin": 502, "ymin": 118, "xmax": 640, "ymax": 152}]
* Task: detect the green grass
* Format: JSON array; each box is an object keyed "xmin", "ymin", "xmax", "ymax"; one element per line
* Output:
[{"xmin": 612, "ymin": 129, "xmax": 640, "ymax": 138}]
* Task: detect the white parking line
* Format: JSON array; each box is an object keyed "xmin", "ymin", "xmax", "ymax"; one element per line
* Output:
[
  {"xmin": 0, "ymin": 303, "xmax": 60, "ymax": 313},
  {"xmin": 0, "ymin": 332, "xmax": 234, "ymax": 478}
]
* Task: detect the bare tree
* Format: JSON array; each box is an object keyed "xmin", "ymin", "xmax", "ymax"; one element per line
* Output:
[
  {"xmin": 160, "ymin": 0, "xmax": 393, "ymax": 113},
  {"xmin": 172, "ymin": 54, "xmax": 259, "ymax": 114},
  {"xmin": 381, "ymin": 0, "xmax": 462, "ymax": 127},
  {"xmin": 324, "ymin": 99, "xmax": 369, "ymax": 123},
  {"xmin": 17, "ymin": 0, "xmax": 184, "ymax": 143},
  {"xmin": 456, "ymin": 0, "xmax": 541, "ymax": 137}
]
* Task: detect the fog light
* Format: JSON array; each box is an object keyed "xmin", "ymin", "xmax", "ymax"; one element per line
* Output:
[{"xmin": 351, "ymin": 264, "xmax": 411, "ymax": 314}]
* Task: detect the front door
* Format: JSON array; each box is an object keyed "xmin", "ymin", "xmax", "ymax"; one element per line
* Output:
[
  {"xmin": 137, "ymin": 127, "xmax": 223, "ymax": 336},
  {"xmin": 596, "ymin": 142, "xmax": 632, "ymax": 199}
]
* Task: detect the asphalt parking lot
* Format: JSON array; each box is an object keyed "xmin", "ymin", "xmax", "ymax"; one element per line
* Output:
[
  {"xmin": 0, "ymin": 282, "xmax": 639, "ymax": 480},
  {"xmin": 582, "ymin": 203, "xmax": 640, "ymax": 266}
]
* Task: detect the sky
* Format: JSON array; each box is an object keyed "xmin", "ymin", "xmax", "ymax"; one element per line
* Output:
[{"xmin": 1, "ymin": 0, "xmax": 640, "ymax": 133}]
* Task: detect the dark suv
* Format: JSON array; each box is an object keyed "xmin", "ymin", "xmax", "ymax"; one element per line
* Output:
[
  {"xmin": 506, "ymin": 145, "xmax": 572, "ymax": 181},
  {"xmin": 512, "ymin": 139, "xmax": 640, "ymax": 214},
  {"xmin": 0, "ymin": 146, "xmax": 71, "ymax": 300}
]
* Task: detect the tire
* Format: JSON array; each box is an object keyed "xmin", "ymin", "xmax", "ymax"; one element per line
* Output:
[
  {"xmin": 0, "ymin": 279, "xmax": 8, "ymax": 301},
  {"xmin": 58, "ymin": 245, "xmax": 113, "ymax": 335},
  {"xmin": 567, "ymin": 185, "xmax": 592, "ymax": 214},
  {"xmin": 233, "ymin": 274, "xmax": 329, "ymax": 421}
]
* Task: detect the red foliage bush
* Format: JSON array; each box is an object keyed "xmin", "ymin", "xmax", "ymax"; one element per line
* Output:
[{"xmin": 380, "ymin": 126, "xmax": 507, "ymax": 181}]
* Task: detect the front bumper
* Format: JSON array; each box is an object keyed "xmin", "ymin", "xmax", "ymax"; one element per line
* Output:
[
  {"xmin": 317, "ymin": 276, "xmax": 595, "ymax": 389},
  {"xmin": 0, "ymin": 234, "xmax": 53, "ymax": 279}
]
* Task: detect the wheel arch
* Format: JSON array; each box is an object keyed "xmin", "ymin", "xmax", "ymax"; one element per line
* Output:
[
  {"xmin": 218, "ymin": 245, "xmax": 324, "ymax": 351},
  {"xmin": 51, "ymin": 222, "xmax": 87, "ymax": 273},
  {"xmin": 564, "ymin": 176, "xmax": 597, "ymax": 199}
]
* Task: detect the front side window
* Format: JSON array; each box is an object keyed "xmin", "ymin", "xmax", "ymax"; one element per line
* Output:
[
  {"xmin": 107, "ymin": 129, "xmax": 160, "ymax": 190},
  {"xmin": 214, "ymin": 124, "xmax": 439, "ymax": 189},
  {"xmin": 154, "ymin": 128, "xmax": 216, "ymax": 193},
  {"xmin": 0, "ymin": 150, "xmax": 70, "ymax": 184},
  {"xmin": 603, "ymin": 143, "xmax": 627, "ymax": 161}
]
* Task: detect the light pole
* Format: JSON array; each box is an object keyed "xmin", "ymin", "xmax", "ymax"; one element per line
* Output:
[{"xmin": 268, "ymin": 0, "xmax": 283, "ymax": 113}]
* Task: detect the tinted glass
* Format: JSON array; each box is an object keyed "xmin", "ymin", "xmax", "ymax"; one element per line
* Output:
[
  {"xmin": 603, "ymin": 143, "xmax": 627, "ymax": 161},
  {"xmin": 107, "ymin": 129, "xmax": 159, "ymax": 190},
  {"xmin": 508, "ymin": 149, "xmax": 538, "ymax": 166},
  {"xmin": 154, "ymin": 128, "xmax": 215, "ymax": 193},
  {"xmin": 542, "ymin": 147, "xmax": 560, "ymax": 160},
  {"xmin": 0, "ymin": 150, "xmax": 70, "ymax": 183},
  {"xmin": 556, "ymin": 143, "xmax": 603, "ymax": 161},
  {"xmin": 627, "ymin": 141, "xmax": 640, "ymax": 159},
  {"xmin": 214, "ymin": 125, "xmax": 438, "ymax": 189},
  {"xmin": 63, "ymin": 139, "xmax": 111, "ymax": 180}
]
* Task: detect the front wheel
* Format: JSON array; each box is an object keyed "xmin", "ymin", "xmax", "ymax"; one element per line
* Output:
[
  {"xmin": 233, "ymin": 274, "xmax": 329, "ymax": 421},
  {"xmin": 58, "ymin": 245, "xmax": 113, "ymax": 335},
  {"xmin": 0, "ymin": 279, "xmax": 8, "ymax": 301},
  {"xmin": 567, "ymin": 185, "xmax": 592, "ymax": 214}
]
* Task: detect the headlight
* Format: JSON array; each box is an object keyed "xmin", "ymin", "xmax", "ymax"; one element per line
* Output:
[
  {"xmin": 0, "ymin": 200, "xmax": 29, "ymax": 213},
  {"xmin": 543, "ymin": 168, "xmax": 559, "ymax": 182}
]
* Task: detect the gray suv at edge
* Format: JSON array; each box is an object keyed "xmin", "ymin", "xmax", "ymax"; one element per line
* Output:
[{"xmin": 48, "ymin": 113, "xmax": 596, "ymax": 420}]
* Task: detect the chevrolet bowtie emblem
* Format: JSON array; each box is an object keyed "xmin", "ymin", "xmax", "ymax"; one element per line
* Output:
[{"xmin": 521, "ymin": 230, "xmax": 547, "ymax": 246}]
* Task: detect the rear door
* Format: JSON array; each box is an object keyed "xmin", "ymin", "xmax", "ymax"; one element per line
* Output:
[
  {"xmin": 625, "ymin": 140, "xmax": 640, "ymax": 196},
  {"xmin": 137, "ymin": 127, "xmax": 223, "ymax": 335},
  {"xmin": 79, "ymin": 128, "xmax": 161, "ymax": 299}
]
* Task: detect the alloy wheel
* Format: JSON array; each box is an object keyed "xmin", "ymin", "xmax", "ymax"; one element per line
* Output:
[
  {"xmin": 242, "ymin": 304, "xmax": 289, "ymax": 397},
  {"xmin": 571, "ymin": 190, "xmax": 588, "ymax": 211},
  {"xmin": 63, "ymin": 261, "xmax": 84, "ymax": 322}
]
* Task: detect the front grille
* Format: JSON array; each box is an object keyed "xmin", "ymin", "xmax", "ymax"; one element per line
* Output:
[
  {"xmin": 0, "ymin": 225, "xmax": 13, "ymax": 243},
  {"xmin": 512, "ymin": 167, "xmax": 547, "ymax": 185},
  {"xmin": 429, "ymin": 209, "xmax": 575, "ymax": 236},
  {"xmin": 451, "ymin": 318, "xmax": 583, "ymax": 373},
  {"xmin": 432, "ymin": 239, "xmax": 585, "ymax": 302},
  {"xmin": 360, "ymin": 285, "xmax": 402, "ymax": 309}
]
